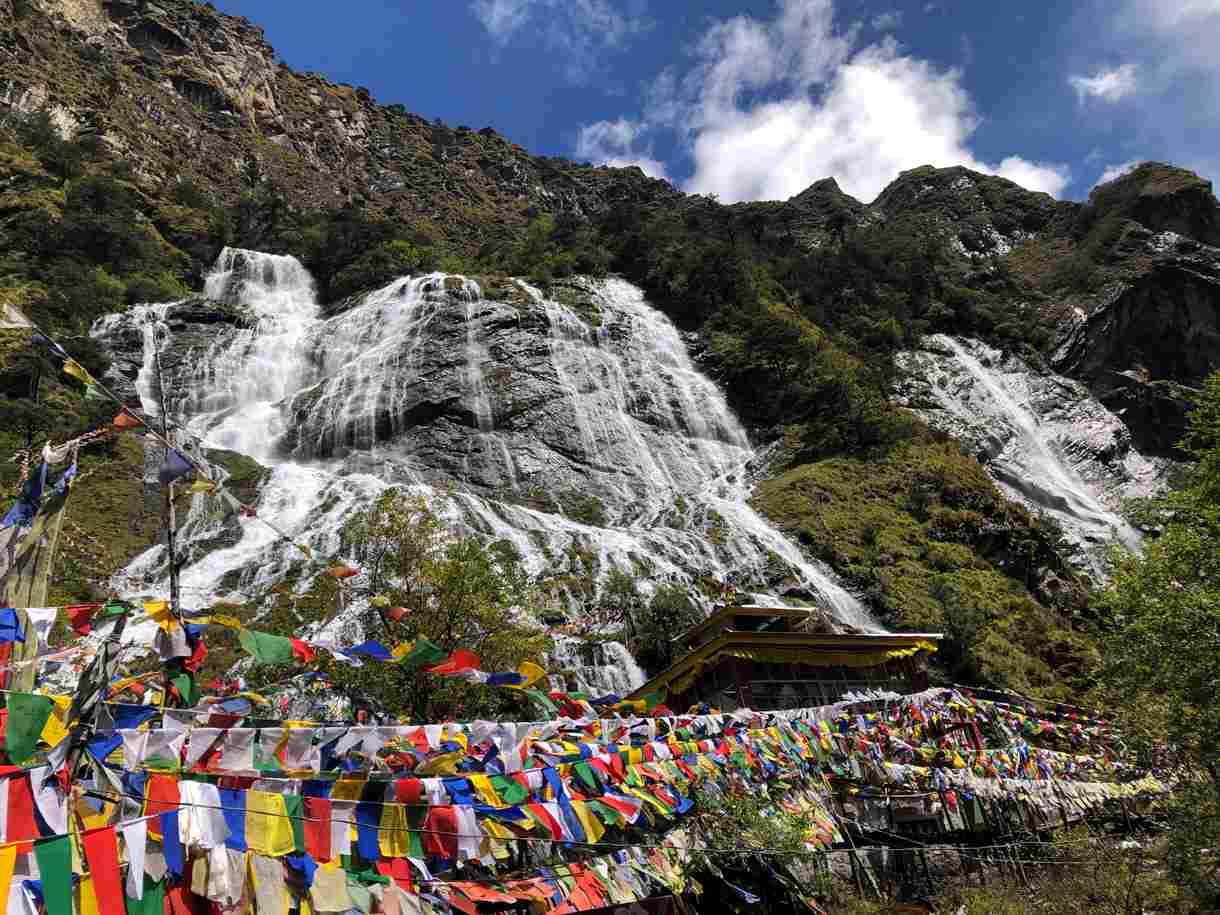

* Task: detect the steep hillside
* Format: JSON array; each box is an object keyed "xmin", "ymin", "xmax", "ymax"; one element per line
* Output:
[{"xmin": 3, "ymin": 0, "xmax": 1220, "ymax": 700}]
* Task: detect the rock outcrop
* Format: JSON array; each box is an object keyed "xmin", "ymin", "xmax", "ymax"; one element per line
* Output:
[{"xmin": 1050, "ymin": 168, "xmax": 1220, "ymax": 453}]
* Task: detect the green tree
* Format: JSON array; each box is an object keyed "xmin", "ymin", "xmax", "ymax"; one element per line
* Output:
[
  {"xmin": 329, "ymin": 491, "xmax": 551, "ymax": 721},
  {"xmin": 628, "ymin": 584, "xmax": 702, "ymax": 675},
  {"xmin": 1098, "ymin": 371, "xmax": 1220, "ymax": 906}
]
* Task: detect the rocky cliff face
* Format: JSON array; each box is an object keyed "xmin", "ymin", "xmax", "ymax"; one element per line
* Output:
[
  {"xmin": 896, "ymin": 335, "xmax": 1168, "ymax": 577},
  {"xmin": 0, "ymin": 0, "xmax": 677, "ymax": 255},
  {"xmin": 1051, "ymin": 226, "xmax": 1220, "ymax": 454},
  {"xmin": 94, "ymin": 249, "xmax": 876, "ymax": 634}
]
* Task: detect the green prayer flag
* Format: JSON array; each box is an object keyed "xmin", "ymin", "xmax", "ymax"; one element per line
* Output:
[
  {"xmin": 490, "ymin": 775, "xmax": 529, "ymax": 805},
  {"xmin": 34, "ymin": 835, "xmax": 72, "ymax": 915},
  {"xmin": 395, "ymin": 637, "xmax": 447, "ymax": 671},
  {"xmin": 126, "ymin": 876, "xmax": 166, "ymax": 915},
  {"xmin": 586, "ymin": 799, "xmax": 622, "ymax": 826},
  {"xmin": 524, "ymin": 689, "xmax": 559, "ymax": 717},
  {"xmin": 84, "ymin": 384, "xmax": 106, "ymax": 402},
  {"xmin": 407, "ymin": 806, "xmax": 425, "ymax": 859},
  {"xmin": 5, "ymin": 693, "xmax": 53, "ymax": 763},
  {"xmin": 238, "ymin": 629, "xmax": 295, "ymax": 665},
  {"xmin": 171, "ymin": 672, "xmax": 197, "ymax": 707},
  {"xmin": 573, "ymin": 761, "xmax": 600, "ymax": 794},
  {"xmin": 100, "ymin": 600, "xmax": 129, "ymax": 618},
  {"xmin": 285, "ymin": 794, "xmax": 305, "ymax": 853}
]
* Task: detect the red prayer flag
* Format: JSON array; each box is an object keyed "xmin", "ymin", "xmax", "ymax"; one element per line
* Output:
[
  {"xmin": 326, "ymin": 565, "xmax": 359, "ymax": 580},
  {"xmin": 394, "ymin": 778, "xmax": 423, "ymax": 805},
  {"xmin": 422, "ymin": 807, "xmax": 459, "ymax": 860},
  {"xmin": 111, "ymin": 412, "xmax": 144, "ymax": 431},
  {"xmin": 144, "ymin": 773, "xmax": 180, "ymax": 839},
  {"xmin": 425, "ymin": 649, "xmax": 481, "ymax": 676},
  {"xmin": 83, "ymin": 826, "xmax": 124, "ymax": 915},
  {"xmin": 6, "ymin": 772, "xmax": 38, "ymax": 841},
  {"xmin": 289, "ymin": 639, "xmax": 316, "ymax": 664},
  {"xmin": 303, "ymin": 797, "xmax": 332, "ymax": 862},
  {"xmin": 526, "ymin": 803, "xmax": 564, "ymax": 840},
  {"xmin": 67, "ymin": 603, "xmax": 101, "ymax": 636},
  {"xmin": 385, "ymin": 606, "xmax": 411, "ymax": 622},
  {"xmin": 376, "ymin": 857, "xmax": 413, "ymax": 893}
]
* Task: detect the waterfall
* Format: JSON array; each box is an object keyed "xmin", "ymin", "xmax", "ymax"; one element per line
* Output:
[
  {"xmin": 897, "ymin": 334, "xmax": 1162, "ymax": 575},
  {"xmin": 95, "ymin": 250, "xmax": 876, "ymax": 632},
  {"xmin": 550, "ymin": 636, "xmax": 647, "ymax": 696}
]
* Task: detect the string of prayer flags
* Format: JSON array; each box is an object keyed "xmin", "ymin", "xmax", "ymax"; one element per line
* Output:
[{"xmin": 68, "ymin": 600, "xmax": 128, "ymax": 636}]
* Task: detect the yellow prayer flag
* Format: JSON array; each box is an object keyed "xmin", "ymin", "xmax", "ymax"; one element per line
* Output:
[
  {"xmin": 79, "ymin": 873, "xmax": 100, "ymax": 915},
  {"xmin": 467, "ymin": 774, "xmax": 501, "ymax": 806},
  {"xmin": 245, "ymin": 791, "xmax": 295, "ymax": 856},
  {"xmin": 329, "ymin": 777, "xmax": 368, "ymax": 803},
  {"xmin": 143, "ymin": 601, "xmax": 176, "ymax": 631},
  {"xmin": 209, "ymin": 614, "xmax": 245, "ymax": 630},
  {"xmin": 62, "ymin": 359, "xmax": 93, "ymax": 385},
  {"xmin": 0, "ymin": 844, "xmax": 15, "ymax": 908},
  {"xmin": 506, "ymin": 660, "xmax": 547, "ymax": 690},
  {"xmin": 572, "ymin": 800, "xmax": 606, "ymax": 844},
  {"xmin": 378, "ymin": 804, "xmax": 410, "ymax": 858},
  {"xmin": 39, "ymin": 694, "xmax": 73, "ymax": 748}
]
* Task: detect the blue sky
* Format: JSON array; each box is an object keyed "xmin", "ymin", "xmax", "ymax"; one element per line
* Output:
[{"xmin": 211, "ymin": 0, "xmax": 1220, "ymax": 203}]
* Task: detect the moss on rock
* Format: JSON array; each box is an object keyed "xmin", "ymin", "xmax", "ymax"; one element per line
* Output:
[{"xmin": 753, "ymin": 438, "xmax": 1094, "ymax": 699}]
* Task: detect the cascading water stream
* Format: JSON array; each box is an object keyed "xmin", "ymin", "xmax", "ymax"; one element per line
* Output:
[
  {"xmin": 899, "ymin": 334, "xmax": 1149, "ymax": 570},
  {"xmin": 95, "ymin": 249, "xmax": 878, "ymax": 690}
]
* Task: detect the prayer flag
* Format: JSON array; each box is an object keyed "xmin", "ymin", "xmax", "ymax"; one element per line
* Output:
[
  {"xmin": 0, "ymin": 303, "xmax": 32, "ymax": 329},
  {"xmin": 111, "ymin": 411, "xmax": 144, "ymax": 431},
  {"xmin": 289, "ymin": 638, "xmax": 316, "ymax": 664},
  {"xmin": 82, "ymin": 826, "xmax": 124, "ymax": 915},
  {"xmin": 426, "ymin": 649, "xmax": 480, "ymax": 677},
  {"xmin": 61, "ymin": 359, "xmax": 92, "ymax": 385},
  {"xmin": 391, "ymin": 638, "xmax": 447, "ymax": 670},
  {"xmin": 0, "ymin": 608, "xmax": 24, "ymax": 644},
  {"xmin": 4, "ymin": 694, "xmax": 52, "ymax": 763},
  {"xmin": 156, "ymin": 449, "xmax": 194, "ymax": 485},
  {"xmin": 35, "ymin": 836, "xmax": 72, "ymax": 915},
  {"xmin": 239, "ymin": 629, "xmax": 296, "ymax": 665},
  {"xmin": 343, "ymin": 641, "xmax": 393, "ymax": 662}
]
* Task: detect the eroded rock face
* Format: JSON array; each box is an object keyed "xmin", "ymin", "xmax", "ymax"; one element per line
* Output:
[
  {"xmin": 1052, "ymin": 231, "xmax": 1220, "ymax": 453},
  {"xmin": 896, "ymin": 335, "xmax": 1169, "ymax": 577},
  {"xmin": 94, "ymin": 253, "xmax": 874, "ymax": 629}
]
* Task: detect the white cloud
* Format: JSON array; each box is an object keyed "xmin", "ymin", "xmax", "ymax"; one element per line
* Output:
[
  {"xmin": 1071, "ymin": 1, "xmax": 1220, "ymax": 186},
  {"xmin": 590, "ymin": 2, "xmax": 1068, "ymax": 203},
  {"xmin": 471, "ymin": 0, "xmax": 649, "ymax": 80},
  {"xmin": 1094, "ymin": 160, "xmax": 1142, "ymax": 186},
  {"xmin": 575, "ymin": 119, "xmax": 669, "ymax": 179},
  {"xmin": 1069, "ymin": 64, "xmax": 1140, "ymax": 102},
  {"xmin": 870, "ymin": 10, "xmax": 903, "ymax": 30}
]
